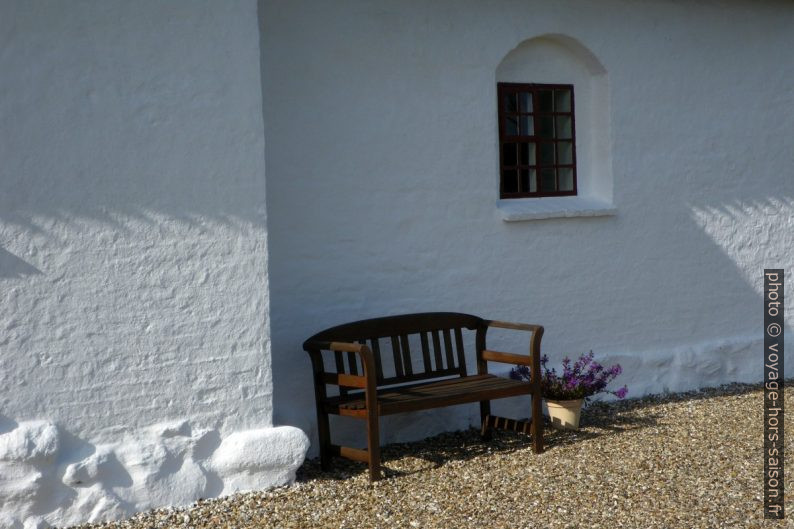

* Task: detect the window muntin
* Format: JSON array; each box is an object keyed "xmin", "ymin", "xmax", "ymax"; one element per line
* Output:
[{"xmin": 498, "ymin": 83, "xmax": 577, "ymax": 198}]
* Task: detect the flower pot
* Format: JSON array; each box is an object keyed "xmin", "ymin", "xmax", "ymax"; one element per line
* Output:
[{"xmin": 544, "ymin": 398, "xmax": 584, "ymax": 430}]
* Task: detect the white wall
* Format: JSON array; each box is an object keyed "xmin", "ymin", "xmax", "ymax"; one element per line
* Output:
[
  {"xmin": 261, "ymin": 0, "xmax": 794, "ymax": 453},
  {"xmin": 0, "ymin": 2, "xmax": 307, "ymax": 527}
]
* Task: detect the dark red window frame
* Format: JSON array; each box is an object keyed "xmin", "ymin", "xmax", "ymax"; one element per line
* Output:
[{"xmin": 497, "ymin": 82, "xmax": 577, "ymax": 198}]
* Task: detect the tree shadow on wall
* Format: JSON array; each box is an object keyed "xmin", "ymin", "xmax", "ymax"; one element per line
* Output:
[{"xmin": 0, "ymin": 247, "xmax": 41, "ymax": 278}]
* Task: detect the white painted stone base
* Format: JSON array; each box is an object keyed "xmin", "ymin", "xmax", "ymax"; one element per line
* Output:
[
  {"xmin": 488, "ymin": 333, "xmax": 770, "ymax": 419},
  {"xmin": 0, "ymin": 420, "xmax": 309, "ymax": 528},
  {"xmin": 304, "ymin": 333, "xmax": 774, "ymax": 457}
]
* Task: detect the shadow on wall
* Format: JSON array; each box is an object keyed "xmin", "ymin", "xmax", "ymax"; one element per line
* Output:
[
  {"xmin": 0, "ymin": 414, "xmax": 19, "ymax": 434},
  {"xmin": 689, "ymin": 197, "xmax": 794, "ymax": 292},
  {"xmin": 267, "ymin": 193, "xmax": 789, "ymax": 455},
  {"xmin": 0, "ymin": 248, "xmax": 41, "ymax": 278}
]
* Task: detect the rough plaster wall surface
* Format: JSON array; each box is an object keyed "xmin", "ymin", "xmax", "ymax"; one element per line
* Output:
[
  {"xmin": 261, "ymin": 0, "xmax": 794, "ymax": 454},
  {"xmin": 0, "ymin": 1, "xmax": 307, "ymax": 526}
]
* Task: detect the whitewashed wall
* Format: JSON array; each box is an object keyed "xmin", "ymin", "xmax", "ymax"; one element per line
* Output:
[
  {"xmin": 262, "ymin": 0, "xmax": 794, "ymax": 453},
  {"xmin": 0, "ymin": 2, "xmax": 307, "ymax": 527},
  {"xmin": 3, "ymin": 0, "xmax": 794, "ymax": 526}
]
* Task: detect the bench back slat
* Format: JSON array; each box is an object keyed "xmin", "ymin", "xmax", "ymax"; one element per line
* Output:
[
  {"xmin": 334, "ymin": 350, "xmax": 345, "ymax": 375},
  {"xmin": 333, "ymin": 350, "xmax": 348, "ymax": 396},
  {"xmin": 442, "ymin": 328, "xmax": 455, "ymax": 371},
  {"xmin": 347, "ymin": 351, "xmax": 358, "ymax": 375},
  {"xmin": 454, "ymin": 327, "xmax": 467, "ymax": 377},
  {"xmin": 389, "ymin": 336, "xmax": 403, "ymax": 378},
  {"xmin": 399, "ymin": 334, "xmax": 413, "ymax": 376},
  {"xmin": 431, "ymin": 330, "xmax": 444, "ymax": 371},
  {"xmin": 419, "ymin": 332, "xmax": 432, "ymax": 373},
  {"xmin": 305, "ymin": 312, "xmax": 484, "ymax": 387},
  {"xmin": 371, "ymin": 338, "xmax": 384, "ymax": 380}
]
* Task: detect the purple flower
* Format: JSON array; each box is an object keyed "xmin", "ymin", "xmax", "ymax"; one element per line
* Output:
[{"xmin": 511, "ymin": 350, "xmax": 628, "ymax": 401}]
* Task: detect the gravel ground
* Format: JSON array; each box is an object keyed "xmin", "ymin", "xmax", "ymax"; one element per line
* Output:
[{"xmin": 72, "ymin": 382, "xmax": 792, "ymax": 529}]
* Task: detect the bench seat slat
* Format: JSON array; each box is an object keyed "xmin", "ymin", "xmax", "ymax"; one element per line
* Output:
[
  {"xmin": 378, "ymin": 368, "xmax": 460, "ymax": 387},
  {"xmin": 323, "ymin": 374, "xmax": 531, "ymax": 415}
]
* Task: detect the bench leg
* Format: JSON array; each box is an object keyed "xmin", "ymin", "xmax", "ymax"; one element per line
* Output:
[
  {"xmin": 531, "ymin": 394, "xmax": 544, "ymax": 454},
  {"xmin": 366, "ymin": 410, "xmax": 381, "ymax": 481},
  {"xmin": 317, "ymin": 410, "xmax": 332, "ymax": 471},
  {"xmin": 479, "ymin": 400, "xmax": 492, "ymax": 440}
]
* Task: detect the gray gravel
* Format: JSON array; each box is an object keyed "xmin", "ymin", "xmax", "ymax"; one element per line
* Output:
[{"xmin": 71, "ymin": 382, "xmax": 792, "ymax": 528}]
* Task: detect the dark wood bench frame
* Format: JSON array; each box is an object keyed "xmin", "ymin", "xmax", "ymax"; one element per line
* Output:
[{"xmin": 303, "ymin": 312, "xmax": 544, "ymax": 481}]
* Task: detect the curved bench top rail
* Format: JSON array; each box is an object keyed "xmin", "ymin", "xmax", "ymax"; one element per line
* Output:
[{"xmin": 303, "ymin": 312, "xmax": 484, "ymax": 347}]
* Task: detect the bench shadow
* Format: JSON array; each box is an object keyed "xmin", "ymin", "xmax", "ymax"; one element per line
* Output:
[{"xmin": 295, "ymin": 380, "xmax": 766, "ymax": 483}]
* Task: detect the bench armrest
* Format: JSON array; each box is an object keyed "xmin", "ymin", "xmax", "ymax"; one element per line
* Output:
[
  {"xmin": 486, "ymin": 320, "xmax": 543, "ymax": 333},
  {"xmin": 304, "ymin": 340, "xmax": 378, "ymax": 389},
  {"xmin": 481, "ymin": 349, "xmax": 535, "ymax": 366},
  {"xmin": 478, "ymin": 320, "xmax": 544, "ymax": 371}
]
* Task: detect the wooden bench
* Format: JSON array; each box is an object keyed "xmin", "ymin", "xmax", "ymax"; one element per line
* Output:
[{"xmin": 303, "ymin": 312, "xmax": 544, "ymax": 481}]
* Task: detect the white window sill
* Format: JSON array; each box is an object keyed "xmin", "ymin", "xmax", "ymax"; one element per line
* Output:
[{"xmin": 497, "ymin": 196, "xmax": 617, "ymax": 222}]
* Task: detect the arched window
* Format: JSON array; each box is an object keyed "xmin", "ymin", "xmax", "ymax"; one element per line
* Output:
[{"xmin": 496, "ymin": 35, "xmax": 613, "ymax": 211}]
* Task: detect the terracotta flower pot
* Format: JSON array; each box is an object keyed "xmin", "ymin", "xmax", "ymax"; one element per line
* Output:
[{"xmin": 544, "ymin": 398, "xmax": 584, "ymax": 430}]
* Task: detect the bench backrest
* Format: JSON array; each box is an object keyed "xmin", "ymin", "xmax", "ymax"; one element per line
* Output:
[{"xmin": 304, "ymin": 312, "xmax": 484, "ymax": 388}]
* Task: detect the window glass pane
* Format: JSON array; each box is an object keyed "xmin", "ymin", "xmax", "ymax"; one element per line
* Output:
[
  {"xmin": 505, "ymin": 116, "xmax": 518, "ymax": 136},
  {"xmin": 504, "ymin": 93, "xmax": 518, "ymax": 113},
  {"xmin": 502, "ymin": 143, "xmax": 518, "ymax": 166},
  {"xmin": 519, "ymin": 115, "xmax": 534, "ymax": 136},
  {"xmin": 540, "ymin": 169, "xmax": 556, "ymax": 191},
  {"xmin": 503, "ymin": 169, "xmax": 518, "ymax": 193},
  {"xmin": 498, "ymin": 84, "xmax": 576, "ymax": 199},
  {"xmin": 537, "ymin": 116, "xmax": 554, "ymax": 138},
  {"xmin": 556, "ymin": 116, "xmax": 572, "ymax": 139},
  {"xmin": 539, "ymin": 142, "xmax": 555, "ymax": 166},
  {"xmin": 536, "ymin": 90, "xmax": 553, "ymax": 113},
  {"xmin": 520, "ymin": 143, "xmax": 535, "ymax": 165},
  {"xmin": 519, "ymin": 92, "xmax": 532, "ymax": 113},
  {"xmin": 519, "ymin": 169, "xmax": 530, "ymax": 192},
  {"xmin": 555, "ymin": 89, "xmax": 571, "ymax": 112},
  {"xmin": 557, "ymin": 141, "xmax": 573, "ymax": 164},
  {"xmin": 558, "ymin": 168, "xmax": 574, "ymax": 191}
]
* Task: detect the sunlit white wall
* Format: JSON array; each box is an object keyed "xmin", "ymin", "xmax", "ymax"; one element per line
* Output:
[{"xmin": 261, "ymin": 0, "xmax": 794, "ymax": 453}]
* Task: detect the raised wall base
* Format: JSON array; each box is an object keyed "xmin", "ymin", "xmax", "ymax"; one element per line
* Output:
[
  {"xmin": 0, "ymin": 420, "xmax": 309, "ymax": 528},
  {"xmin": 324, "ymin": 333, "xmax": 776, "ymax": 454}
]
